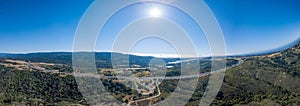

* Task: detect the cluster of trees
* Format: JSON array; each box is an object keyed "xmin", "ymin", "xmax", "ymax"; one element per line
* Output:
[
  {"xmin": 41, "ymin": 64, "xmax": 74, "ymax": 73},
  {"xmin": 0, "ymin": 41, "xmax": 299, "ymax": 105},
  {"xmin": 0, "ymin": 65, "xmax": 85, "ymax": 105},
  {"xmin": 3, "ymin": 52, "xmax": 176, "ymax": 68},
  {"xmin": 209, "ymin": 42, "xmax": 300, "ymax": 105}
]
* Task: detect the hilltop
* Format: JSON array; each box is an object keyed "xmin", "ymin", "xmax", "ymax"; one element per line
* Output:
[
  {"xmin": 208, "ymin": 40, "xmax": 300, "ymax": 105},
  {"xmin": 0, "ymin": 41, "xmax": 299, "ymax": 105},
  {"xmin": 0, "ymin": 52, "xmax": 166, "ymax": 68}
]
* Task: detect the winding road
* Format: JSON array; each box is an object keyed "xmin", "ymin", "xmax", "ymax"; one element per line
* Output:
[
  {"xmin": 127, "ymin": 79, "xmax": 161, "ymax": 106},
  {"xmin": 124, "ymin": 59, "xmax": 244, "ymax": 106},
  {"xmin": 27, "ymin": 59, "xmax": 244, "ymax": 106},
  {"xmin": 73, "ymin": 59, "xmax": 244, "ymax": 81}
]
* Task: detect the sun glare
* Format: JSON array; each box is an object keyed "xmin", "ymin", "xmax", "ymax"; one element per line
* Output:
[{"xmin": 149, "ymin": 8, "xmax": 161, "ymax": 17}]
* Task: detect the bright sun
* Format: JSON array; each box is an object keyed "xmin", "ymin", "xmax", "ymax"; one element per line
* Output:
[{"xmin": 149, "ymin": 8, "xmax": 161, "ymax": 17}]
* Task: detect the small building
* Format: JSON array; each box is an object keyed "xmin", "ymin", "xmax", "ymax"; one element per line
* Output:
[{"xmin": 166, "ymin": 66, "xmax": 174, "ymax": 69}]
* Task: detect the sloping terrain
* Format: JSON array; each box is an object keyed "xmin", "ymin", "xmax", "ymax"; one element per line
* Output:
[
  {"xmin": 210, "ymin": 41, "xmax": 300, "ymax": 105},
  {"xmin": 0, "ymin": 42, "xmax": 299, "ymax": 105}
]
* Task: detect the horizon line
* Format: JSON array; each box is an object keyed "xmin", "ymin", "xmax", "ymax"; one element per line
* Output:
[
  {"xmin": 1, "ymin": 36, "xmax": 299, "ymax": 57},
  {"xmin": 0, "ymin": 50, "xmax": 272, "ymax": 58}
]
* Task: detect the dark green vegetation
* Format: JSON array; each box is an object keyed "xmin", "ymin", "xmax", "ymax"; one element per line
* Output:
[
  {"xmin": 0, "ymin": 41, "xmax": 299, "ymax": 105},
  {"xmin": 188, "ymin": 42, "xmax": 300, "ymax": 106},
  {"xmin": 0, "ymin": 65, "xmax": 85, "ymax": 105},
  {"xmin": 1, "ymin": 52, "xmax": 177, "ymax": 68}
]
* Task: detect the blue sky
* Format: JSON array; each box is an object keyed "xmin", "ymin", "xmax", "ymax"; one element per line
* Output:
[{"xmin": 0, "ymin": 0, "xmax": 300, "ymax": 56}]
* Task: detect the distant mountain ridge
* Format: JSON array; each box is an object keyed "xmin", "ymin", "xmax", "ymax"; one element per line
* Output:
[
  {"xmin": 210, "ymin": 38, "xmax": 300, "ymax": 105},
  {"xmin": 0, "ymin": 52, "xmax": 180, "ymax": 68},
  {"xmin": 1, "ymin": 37, "xmax": 299, "ymax": 59},
  {"xmin": 257, "ymin": 36, "xmax": 300, "ymax": 55},
  {"xmin": 0, "ymin": 53, "xmax": 7, "ymax": 57},
  {"xmin": 228, "ymin": 37, "xmax": 300, "ymax": 57},
  {"xmin": 0, "ymin": 37, "xmax": 299, "ymax": 68},
  {"xmin": 0, "ymin": 40, "xmax": 299, "ymax": 105}
]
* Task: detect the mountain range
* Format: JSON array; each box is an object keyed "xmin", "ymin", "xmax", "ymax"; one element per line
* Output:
[{"xmin": 0, "ymin": 39, "xmax": 299, "ymax": 105}]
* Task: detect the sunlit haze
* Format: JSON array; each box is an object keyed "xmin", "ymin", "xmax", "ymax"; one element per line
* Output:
[
  {"xmin": 0, "ymin": 0, "xmax": 300, "ymax": 57},
  {"xmin": 149, "ymin": 7, "xmax": 162, "ymax": 17}
]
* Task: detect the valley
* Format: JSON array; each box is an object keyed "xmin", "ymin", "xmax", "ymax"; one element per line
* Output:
[{"xmin": 0, "ymin": 41, "xmax": 299, "ymax": 105}]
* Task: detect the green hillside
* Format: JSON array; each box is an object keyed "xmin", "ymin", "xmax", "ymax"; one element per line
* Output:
[
  {"xmin": 0, "ymin": 42, "xmax": 299, "ymax": 105},
  {"xmin": 209, "ymin": 42, "xmax": 300, "ymax": 105}
]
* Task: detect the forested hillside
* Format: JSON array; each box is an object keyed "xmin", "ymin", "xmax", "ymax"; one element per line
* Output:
[
  {"xmin": 209, "ymin": 41, "xmax": 300, "ymax": 105},
  {"xmin": 1, "ymin": 52, "xmax": 180, "ymax": 68},
  {"xmin": 0, "ymin": 42, "xmax": 299, "ymax": 105},
  {"xmin": 0, "ymin": 65, "xmax": 85, "ymax": 105}
]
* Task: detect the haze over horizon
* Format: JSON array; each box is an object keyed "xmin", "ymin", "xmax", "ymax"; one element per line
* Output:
[{"xmin": 1, "ymin": 0, "xmax": 300, "ymax": 56}]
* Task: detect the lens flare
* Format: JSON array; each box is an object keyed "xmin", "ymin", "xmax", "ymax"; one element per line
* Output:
[{"xmin": 149, "ymin": 7, "xmax": 161, "ymax": 17}]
